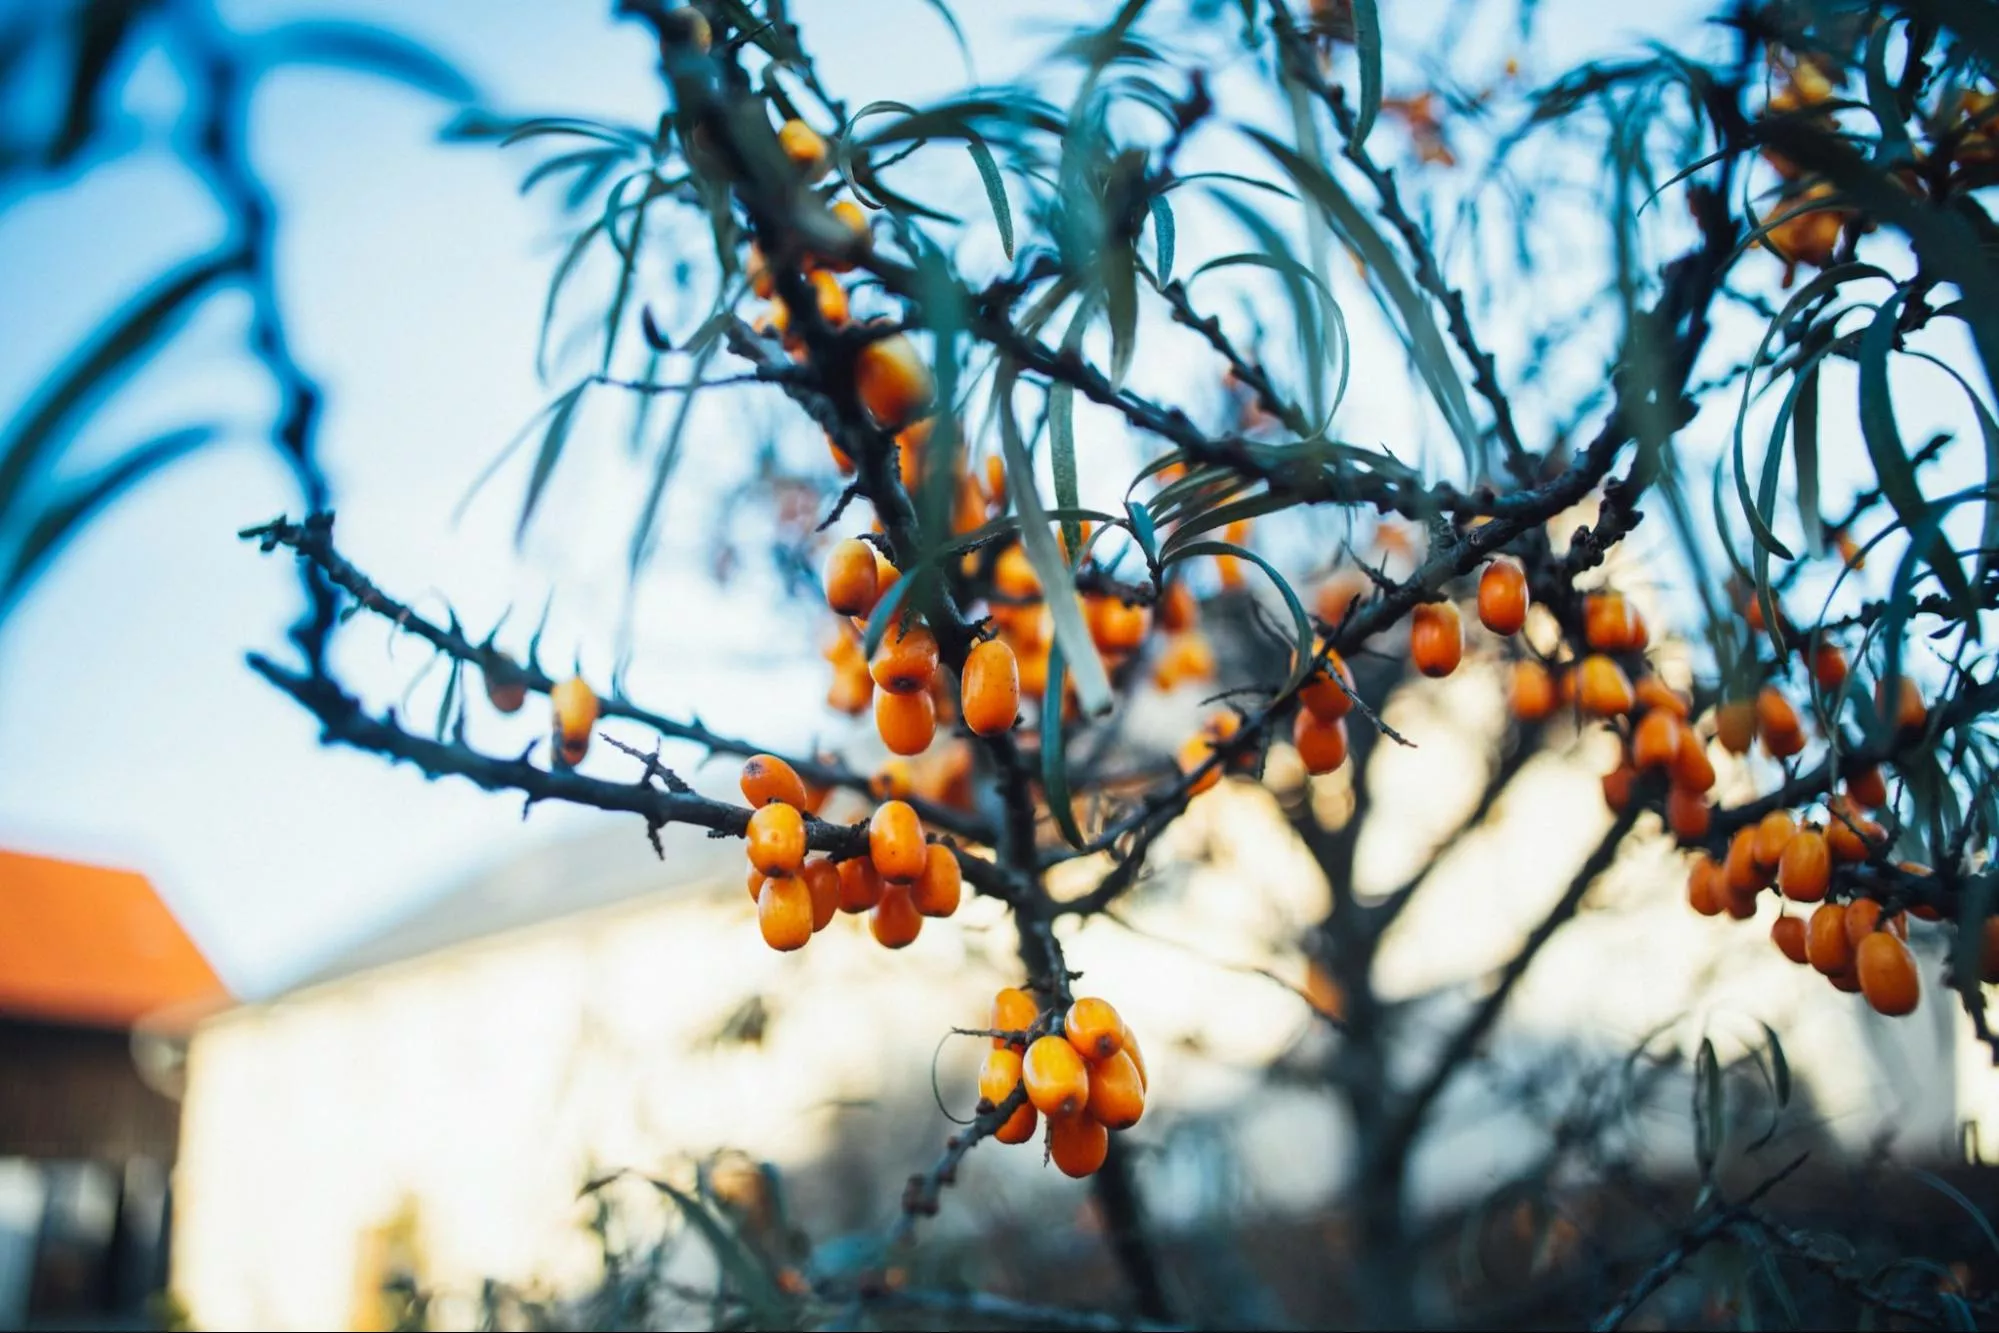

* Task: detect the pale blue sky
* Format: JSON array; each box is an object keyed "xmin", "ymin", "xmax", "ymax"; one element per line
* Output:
[{"xmin": 5, "ymin": 0, "xmax": 1967, "ymax": 998}]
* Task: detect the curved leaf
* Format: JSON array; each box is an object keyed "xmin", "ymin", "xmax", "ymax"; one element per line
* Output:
[
  {"xmin": 1347, "ymin": 0, "xmax": 1382, "ymax": 154},
  {"xmin": 256, "ymin": 20, "xmax": 474, "ymax": 102},
  {"xmin": 965, "ymin": 132, "xmax": 1014, "ymax": 259},
  {"xmin": 1165, "ymin": 539, "xmax": 1313, "ymax": 692},
  {"xmin": 1148, "ymin": 193, "xmax": 1176, "ymax": 286},
  {"xmin": 1041, "ymin": 639, "xmax": 1089, "ymax": 850},
  {"xmin": 1860, "ymin": 291, "xmax": 1974, "ymax": 612}
]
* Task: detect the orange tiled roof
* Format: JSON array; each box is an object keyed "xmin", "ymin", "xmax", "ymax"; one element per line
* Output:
[{"xmin": 0, "ymin": 848, "xmax": 228, "ymax": 1029}]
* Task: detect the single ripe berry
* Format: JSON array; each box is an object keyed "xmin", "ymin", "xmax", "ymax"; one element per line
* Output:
[
  {"xmin": 991, "ymin": 988, "xmax": 1038, "ymax": 1050},
  {"xmin": 1632, "ymin": 709, "xmax": 1686, "ymax": 770},
  {"xmin": 875, "ymin": 688, "xmax": 937, "ymax": 756},
  {"xmin": 1510, "ymin": 660, "xmax": 1558, "ymax": 722},
  {"xmin": 836, "ymin": 856, "xmax": 883, "ymax": 914},
  {"xmin": 1806, "ymin": 902, "xmax": 1853, "ymax": 975},
  {"xmin": 1666, "ymin": 787, "xmax": 1711, "ymax": 841},
  {"xmin": 1687, "ymin": 857, "xmax": 1723, "ymax": 916},
  {"xmin": 995, "ymin": 1100, "xmax": 1039, "ymax": 1145},
  {"xmin": 551, "ymin": 675, "xmax": 600, "ymax": 766},
  {"xmin": 1022, "ymin": 1035, "xmax": 1090, "ymax": 1118},
  {"xmin": 1878, "ymin": 676, "xmax": 1927, "ymax": 733},
  {"xmin": 746, "ymin": 803, "xmax": 806, "ymax": 876},
  {"xmin": 824, "ymin": 539, "xmax": 881, "ymax": 616},
  {"xmin": 800, "ymin": 858, "xmax": 840, "ymax": 932},
  {"xmin": 1752, "ymin": 810, "xmax": 1796, "ymax": 869},
  {"xmin": 1584, "ymin": 593, "xmax": 1641, "ymax": 651},
  {"xmin": 1178, "ymin": 731, "xmax": 1222, "ymax": 796},
  {"xmin": 1087, "ymin": 1051, "xmax": 1147, "ymax": 1130},
  {"xmin": 978, "ymin": 1046, "xmax": 1024, "ymax": 1109},
  {"xmin": 1725, "ymin": 826, "xmax": 1767, "ymax": 895},
  {"xmin": 1064, "ymin": 998, "xmax": 1125, "ymax": 1062},
  {"xmin": 869, "ymin": 883, "xmax": 923, "ymax": 948},
  {"xmin": 1842, "ymin": 898, "xmax": 1906, "ymax": 947},
  {"xmin": 1856, "ymin": 931, "xmax": 1920, "ymax": 1016},
  {"xmin": 1772, "ymin": 915, "xmax": 1809, "ymax": 964},
  {"xmin": 1048, "ymin": 1112, "xmax": 1109, "ymax": 1179},
  {"xmin": 1777, "ymin": 827, "xmax": 1830, "ymax": 902},
  {"xmin": 869, "ymin": 800, "xmax": 926, "ymax": 884},
  {"xmin": 855, "ymin": 332, "xmax": 934, "ymax": 430},
  {"xmin": 1300, "ymin": 644, "xmax": 1356, "ymax": 723},
  {"xmin": 912, "ymin": 843, "xmax": 962, "ymax": 918},
  {"xmin": 1826, "ymin": 802, "xmax": 1884, "ymax": 863},
  {"xmin": 1757, "ymin": 685, "xmax": 1801, "ymax": 739},
  {"xmin": 484, "ymin": 659, "xmax": 528, "ymax": 714},
  {"xmin": 1409, "ymin": 602, "xmax": 1463, "ymax": 678},
  {"xmin": 961, "ymin": 638, "xmax": 1021, "ymax": 736},
  {"xmin": 1846, "ymin": 764, "xmax": 1889, "ymax": 811},
  {"xmin": 1635, "ymin": 678, "xmax": 1691, "ymax": 718},
  {"xmin": 1763, "ymin": 718, "xmax": 1806, "ymax": 759},
  {"xmin": 1601, "ymin": 762, "xmax": 1636, "ymax": 813},
  {"xmin": 740, "ymin": 754, "xmax": 809, "ymax": 809},
  {"xmin": 872, "ymin": 621, "xmax": 940, "ymax": 695},
  {"xmin": 1673, "ymin": 729, "xmax": 1717, "ymax": 793},
  {"xmin": 1714, "ymin": 699, "xmax": 1757, "ymax": 754},
  {"xmin": 1087, "ymin": 596, "xmax": 1152, "ymax": 655},
  {"xmin": 1294, "ymin": 710, "xmax": 1349, "ymax": 775},
  {"xmin": 1121, "ymin": 1023, "xmax": 1149, "ymax": 1091},
  {"xmin": 757, "ymin": 875, "xmax": 813, "ymax": 952},
  {"xmin": 1158, "ymin": 580, "xmax": 1197, "ymax": 632},
  {"xmin": 1477, "ymin": 558, "xmax": 1529, "ymax": 635},
  {"xmin": 777, "ymin": 117, "xmax": 829, "ymax": 177},
  {"xmin": 1578, "ymin": 654, "xmax": 1636, "ymax": 717},
  {"xmin": 993, "ymin": 543, "xmax": 1040, "ymax": 601},
  {"xmin": 746, "ymin": 866, "xmax": 766, "ymax": 903},
  {"xmin": 1812, "ymin": 641, "xmax": 1849, "ymax": 692}
]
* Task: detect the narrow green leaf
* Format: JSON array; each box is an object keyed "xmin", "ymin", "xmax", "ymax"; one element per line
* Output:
[
  {"xmin": 0, "ymin": 426, "xmax": 212, "ymax": 616},
  {"xmin": 1200, "ymin": 201, "xmax": 1329, "ymax": 430},
  {"xmin": 536, "ymin": 219, "xmax": 606, "ymax": 382},
  {"xmin": 1909, "ymin": 350, "xmax": 1999, "ymax": 597},
  {"xmin": 1148, "ymin": 194, "xmax": 1176, "ymax": 286},
  {"xmin": 434, "ymin": 658, "xmax": 461, "ymax": 742},
  {"xmin": 1125, "ymin": 499, "xmax": 1159, "ymax": 566},
  {"xmin": 1694, "ymin": 1036, "xmax": 1723, "ymax": 1180},
  {"xmin": 258, "ymin": 20, "xmax": 475, "ymax": 102},
  {"xmin": 1050, "ymin": 300, "xmax": 1093, "ymax": 563},
  {"xmin": 1913, "ymin": 1167, "xmax": 1999, "ymax": 1257},
  {"xmin": 965, "ymin": 133, "xmax": 1014, "ymax": 260},
  {"xmin": 913, "ymin": 0, "xmax": 976, "ymax": 80},
  {"xmin": 1860, "ymin": 291, "xmax": 1974, "ymax": 610},
  {"xmin": 998, "ymin": 367, "xmax": 1113, "ymax": 715},
  {"xmin": 1104, "ymin": 244, "xmax": 1139, "ymax": 390},
  {"xmin": 859, "ymin": 565, "xmax": 917, "ymax": 658},
  {"xmin": 1347, "ymin": 0, "xmax": 1382, "ymax": 154},
  {"xmin": 1865, "ymin": 17, "xmax": 1915, "ymax": 165},
  {"xmin": 647, "ymin": 1181, "xmax": 788, "ymax": 1326},
  {"xmin": 627, "ymin": 339, "xmax": 721, "ymax": 576},
  {"xmin": 1795, "ymin": 364, "xmax": 1823, "ymax": 557},
  {"xmin": 1041, "ymin": 640, "xmax": 1089, "ymax": 850},
  {"xmin": 1250, "ymin": 131, "xmax": 1481, "ymax": 473},
  {"xmin": 1165, "ymin": 539, "xmax": 1313, "ymax": 692},
  {"xmin": 515, "ymin": 382, "xmax": 588, "ymax": 546}
]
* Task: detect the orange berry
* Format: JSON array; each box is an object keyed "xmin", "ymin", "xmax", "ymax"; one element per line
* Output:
[
  {"xmin": 1776, "ymin": 827, "xmax": 1830, "ymax": 901},
  {"xmin": 1763, "ymin": 720, "xmax": 1806, "ymax": 758},
  {"xmin": 993, "ymin": 544, "xmax": 1040, "ymax": 601},
  {"xmin": 1715, "ymin": 700, "xmax": 1757, "ymax": 755},
  {"xmin": 1666, "ymin": 786, "xmax": 1711, "ymax": 841},
  {"xmin": 995, "ymin": 1100, "xmax": 1039, "ymax": 1145},
  {"xmin": 1846, "ymin": 764, "xmax": 1889, "ymax": 811},
  {"xmin": 1726, "ymin": 826, "xmax": 1768, "ymax": 895},
  {"xmin": 1179, "ymin": 732, "xmax": 1223, "ymax": 796},
  {"xmin": 1063, "ymin": 998, "xmax": 1125, "ymax": 1062},
  {"xmin": 826, "ymin": 199, "xmax": 870, "ymax": 266},
  {"xmin": 1878, "ymin": 676, "xmax": 1928, "ymax": 732},
  {"xmin": 1294, "ymin": 710, "xmax": 1349, "ymax": 775},
  {"xmin": 1725, "ymin": 880, "xmax": 1761, "ymax": 921},
  {"xmin": 1578, "ymin": 654, "xmax": 1636, "ymax": 717},
  {"xmin": 912, "ymin": 843, "xmax": 962, "ymax": 918},
  {"xmin": 1601, "ymin": 762, "xmax": 1637, "ymax": 813},
  {"xmin": 961, "ymin": 638, "xmax": 1021, "ymax": 736},
  {"xmin": 1087, "ymin": 596, "xmax": 1151, "ymax": 654},
  {"xmin": 1409, "ymin": 602, "xmax": 1464, "ymax": 678},
  {"xmin": 1300, "ymin": 644, "xmax": 1356, "ymax": 722},
  {"xmin": 1633, "ymin": 709, "xmax": 1686, "ymax": 770},
  {"xmin": 875, "ymin": 688, "xmax": 937, "ymax": 756},
  {"xmin": 1756, "ymin": 686, "xmax": 1800, "ymax": 740},
  {"xmin": 1825, "ymin": 807, "xmax": 1882, "ymax": 864},
  {"xmin": 855, "ymin": 332, "xmax": 933, "ymax": 430},
  {"xmin": 746, "ymin": 803, "xmax": 806, "ymax": 876},
  {"xmin": 1752, "ymin": 810, "xmax": 1797, "ymax": 868},
  {"xmin": 1583, "ymin": 593, "xmax": 1642, "ymax": 651},
  {"xmin": 740, "ymin": 754, "xmax": 809, "ymax": 809},
  {"xmin": 869, "ymin": 760, "xmax": 914, "ymax": 802},
  {"xmin": 836, "ymin": 856, "xmax": 882, "ymax": 914},
  {"xmin": 1022, "ymin": 1035, "xmax": 1090, "ymax": 1118},
  {"xmin": 550, "ymin": 675, "xmax": 600, "ymax": 764},
  {"xmin": 1121, "ymin": 1023, "xmax": 1148, "ymax": 1091},
  {"xmin": 1672, "ymin": 729, "xmax": 1717, "ymax": 794},
  {"xmin": 801, "ymin": 858, "xmax": 840, "ymax": 931},
  {"xmin": 1843, "ymin": 898, "xmax": 1907, "ymax": 947},
  {"xmin": 1828, "ymin": 967, "xmax": 1862, "ymax": 993},
  {"xmin": 1158, "ymin": 580, "xmax": 1198, "ymax": 632},
  {"xmin": 978, "ymin": 1046, "xmax": 1023, "ymax": 1108},
  {"xmin": 1688, "ymin": 856, "xmax": 1724, "ymax": 916},
  {"xmin": 1152, "ymin": 630, "xmax": 1216, "ymax": 690},
  {"xmin": 1812, "ymin": 641, "xmax": 1849, "ymax": 693},
  {"xmin": 1316, "ymin": 570, "xmax": 1367, "ymax": 625},
  {"xmin": 827, "ymin": 663, "xmax": 873, "ymax": 715},
  {"xmin": 869, "ymin": 883, "xmax": 923, "ymax": 948},
  {"xmin": 777, "ymin": 117, "xmax": 829, "ymax": 177},
  {"xmin": 484, "ymin": 661, "xmax": 528, "ymax": 714},
  {"xmin": 894, "ymin": 417, "xmax": 931, "ymax": 492},
  {"xmin": 1511, "ymin": 659, "xmax": 1558, "ymax": 722},
  {"xmin": 1856, "ymin": 931, "xmax": 1920, "ymax": 1016},
  {"xmin": 1087, "ymin": 1051, "xmax": 1147, "ymax": 1129},
  {"xmin": 800, "ymin": 268, "xmax": 849, "ymax": 327},
  {"xmin": 1048, "ymin": 1111, "xmax": 1109, "ymax": 1178},
  {"xmin": 1635, "ymin": 677, "xmax": 1692, "ymax": 719},
  {"xmin": 824, "ymin": 539, "xmax": 881, "ymax": 616},
  {"xmin": 872, "ymin": 621, "xmax": 940, "ymax": 695},
  {"xmin": 1772, "ymin": 914, "xmax": 1809, "ymax": 964},
  {"xmin": 757, "ymin": 875, "xmax": 814, "ymax": 951},
  {"xmin": 1477, "ymin": 558, "xmax": 1529, "ymax": 635},
  {"xmin": 991, "ymin": 987, "xmax": 1038, "ymax": 1050},
  {"xmin": 1807, "ymin": 901, "xmax": 1853, "ymax": 974},
  {"xmin": 745, "ymin": 242, "xmax": 775, "ymax": 300},
  {"xmin": 868, "ymin": 799, "xmax": 926, "ymax": 884}
]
